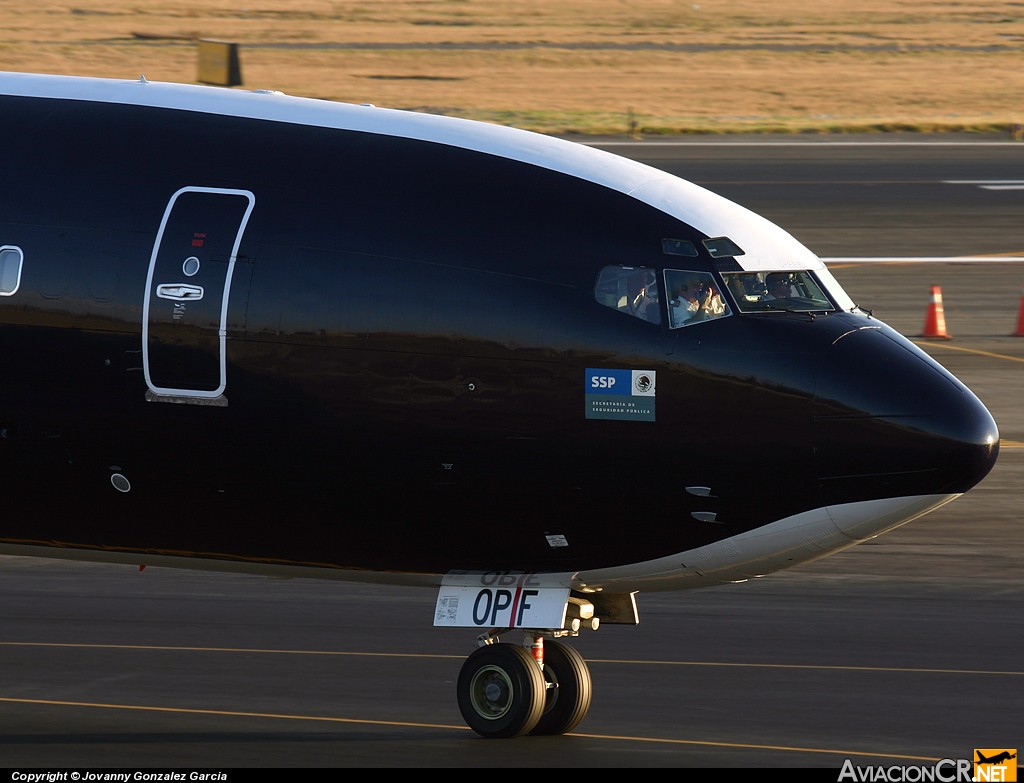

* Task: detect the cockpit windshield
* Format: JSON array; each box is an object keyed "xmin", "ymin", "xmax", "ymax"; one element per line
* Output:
[
  {"xmin": 664, "ymin": 269, "xmax": 730, "ymax": 328},
  {"xmin": 594, "ymin": 266, "xmax": 855, "ymax": 326},
  {"xmin": 721, "ymin": 270, "xmax": 836, "ymax": 314}
]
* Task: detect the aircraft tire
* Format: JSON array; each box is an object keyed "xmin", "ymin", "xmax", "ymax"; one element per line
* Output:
[
  {"xmin": 530, "ymin": 639, "xmax": 593, "ymax": 735},
  {"xmin": 457, "ymin": 643, "xmax": 546, "ymax": 739}
]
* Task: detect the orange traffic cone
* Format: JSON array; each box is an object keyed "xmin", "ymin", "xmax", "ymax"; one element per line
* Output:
[
  {"xmin": 921, "ymin": 285, "xmax": 951, "ymax": 339},
  {"xmin": 1014, "ymin": 289, "xmax": 1024, "ymax": 336}
]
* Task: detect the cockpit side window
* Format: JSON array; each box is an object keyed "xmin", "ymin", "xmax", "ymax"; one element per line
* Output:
[
  {"xmin": 664, "ymin": 269, "xmax": 731, "ymax": 328},
  {"xmin": 594, "ymin": 266, "xmax": 661, "ymax": 325},
  {"xmin": 721, "ymin": 270, "xmax": 836, "ymax": 313}
]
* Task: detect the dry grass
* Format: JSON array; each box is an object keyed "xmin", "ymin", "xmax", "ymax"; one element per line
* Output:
[{"xmin": 3, "ymin": 0, "xmax": 1024, "ymax": 135}]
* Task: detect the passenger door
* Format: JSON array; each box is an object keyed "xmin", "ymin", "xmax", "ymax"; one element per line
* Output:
[{"xmin": 142, "ymin": 187, "xmax": 255, "ymax": 403}]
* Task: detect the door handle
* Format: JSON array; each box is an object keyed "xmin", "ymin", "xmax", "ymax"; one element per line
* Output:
[{"xmin": 156, "ymin": 283, "xmax": 205, "ymax": 301}]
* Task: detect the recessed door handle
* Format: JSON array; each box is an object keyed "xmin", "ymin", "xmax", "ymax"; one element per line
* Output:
[{"xmin": 156, "ymin": 283, "xmax": 205, "ymax": 301}]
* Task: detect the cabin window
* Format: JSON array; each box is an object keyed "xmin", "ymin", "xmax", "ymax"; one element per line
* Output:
[
  {"xmin": 721, "ymin": 270, "xmax": 836, "ymax": 314},
  {"xmin": 0, "ymin": 246, "xmax": 23, "ymax": 296},
  {"xmin": 594, "ymin": 265, "xmax": 661, "ymax": 325},
  {"xmin": 664, "ymin": 269, "xmax": 731, "ymax": 328}
]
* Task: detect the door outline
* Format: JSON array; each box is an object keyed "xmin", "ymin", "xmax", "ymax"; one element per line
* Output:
[{"xmin": 142, "ymin": 186, "xmax": 255, "ymax": 400}]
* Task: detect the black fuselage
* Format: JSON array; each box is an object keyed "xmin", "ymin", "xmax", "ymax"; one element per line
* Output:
[{"xmin": 0, "ymin": 90, "xmax": 998, "ymax": 577}]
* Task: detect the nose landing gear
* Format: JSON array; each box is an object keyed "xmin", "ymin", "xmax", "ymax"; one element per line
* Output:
[{"xmin": 456, "ymin": 631, "xmax": 594, "ymax": 739}]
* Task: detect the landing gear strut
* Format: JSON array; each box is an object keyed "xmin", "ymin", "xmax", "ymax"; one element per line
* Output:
[{"xmin": 456, "ymin": 631, "xmax": 593, "ymax": 738}]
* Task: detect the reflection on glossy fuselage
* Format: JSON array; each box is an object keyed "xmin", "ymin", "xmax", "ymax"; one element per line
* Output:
[
  {"xmin": 573, "ymin": 308, "xmax": 997, "ymax": 593},
  {"xmin": 0, "ymin": 72, "xmax": 999, "ymax": 590}
]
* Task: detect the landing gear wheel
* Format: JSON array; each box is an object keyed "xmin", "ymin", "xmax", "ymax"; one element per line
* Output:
[
  {"xmin": 530, "ymin": 638, "xmax": 593, "ymax": 735},
  {"xmin": 457, "ymin": 643, "xmax": 546, "ymax": 739}
]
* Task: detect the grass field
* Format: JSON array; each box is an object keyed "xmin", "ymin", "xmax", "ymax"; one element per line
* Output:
[{"xmin": 4, "ymin": 0, "xmax": 1024, "ymax": 135}]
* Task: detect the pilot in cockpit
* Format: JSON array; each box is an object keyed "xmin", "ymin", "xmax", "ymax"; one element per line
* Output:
[
  {"xmin": 670, "ymin": 281, "xmax": 698, "ymax": 326},
  {"xmin": 631, "ymin": 270, "xmax": 660, "ymax": 324},
  {"xmin": 676, "ymin": 279, "xmax": 724, "ymax": 321}
]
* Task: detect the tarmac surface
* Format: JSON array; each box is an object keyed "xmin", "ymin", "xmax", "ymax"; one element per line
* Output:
[{"xmin": 1, "ymin": 136, "xmax": 1021, "ymax": 771}]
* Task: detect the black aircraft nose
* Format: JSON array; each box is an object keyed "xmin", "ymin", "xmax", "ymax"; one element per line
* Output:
[{"xmin": 812, "ymin": 325, "xmax": 999, "ymax": 505}]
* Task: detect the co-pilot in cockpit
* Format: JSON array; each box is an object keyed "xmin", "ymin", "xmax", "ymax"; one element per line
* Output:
[{"xmin": 721, "ymin": 270, "xmax": 836, "ymax": 313}]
